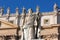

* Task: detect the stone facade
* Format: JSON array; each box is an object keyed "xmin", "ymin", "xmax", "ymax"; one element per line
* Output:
[
  {"xmin": 0, "ymin": 3, "xmax": 60, "ymax": 40},
  {"xmin": 40, "ymin": 3, "xmax": 60, "ymax": 40}
]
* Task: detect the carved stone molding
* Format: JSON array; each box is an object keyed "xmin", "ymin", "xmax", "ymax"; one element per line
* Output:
[{"xmin": 41, "ymin": 34, "xmax": 58, "ymax": 39}]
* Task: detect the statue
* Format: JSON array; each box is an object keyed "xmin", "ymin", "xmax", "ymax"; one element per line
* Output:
[
  {"xmin": 23, "ymin": 14, "xmax": 35, "ymax": 40},
  {"xmin": 21, "ymin": 8, "xmax": 35, "ymax": 40}
]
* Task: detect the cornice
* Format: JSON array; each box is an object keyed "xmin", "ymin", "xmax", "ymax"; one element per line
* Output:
[
  {"xmin": 0, "ymin": 19, "xmax": 18, "ymax": 28},
  {"xmin": 41, "ymin": 24, "xmax": 60, "ymax": 29}
]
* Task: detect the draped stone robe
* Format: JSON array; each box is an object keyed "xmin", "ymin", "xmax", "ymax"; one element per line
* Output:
[{"xmin": 23, "ymin": 14, "xmax": 35, "ymax": 40}]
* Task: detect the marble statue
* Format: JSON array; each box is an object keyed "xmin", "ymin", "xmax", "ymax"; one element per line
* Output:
[
  {"xmin": 22, "ymin": 8, "xmax": 35, "ymax": 40},
  {"xmin": 23, "ymin": 15, "xmax": 35, "ymax": 40}
]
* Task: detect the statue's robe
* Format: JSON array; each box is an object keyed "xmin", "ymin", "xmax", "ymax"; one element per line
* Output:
[{"xmin": 23, "ymin": 14, "xmax": 35, "ymax": 40}]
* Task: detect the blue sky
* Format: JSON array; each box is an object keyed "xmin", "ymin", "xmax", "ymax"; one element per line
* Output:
[{"xmin": 0, "ymin": 0, "xmax": 60, "ymax": 13}]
